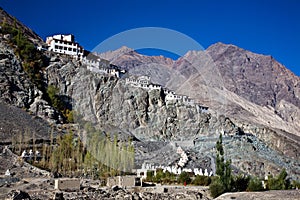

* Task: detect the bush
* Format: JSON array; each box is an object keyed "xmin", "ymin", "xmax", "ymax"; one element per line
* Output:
[
  {"xmin": 192, "ymin": 175, "xmax": 211, "ymax": 186},
  {"xmin": 267, "ymin": 169, "xmax": 289, "ymax": 190},
  {"xmin": 232, "ymin": 174, "xmax": 250, "ymax": 192},
  {"xmin": 178, "ymin": 171, "xmax": 191, "ymax": 185},
  {"xmin": 66, "ymin": 109, "xmax": 74, "ymax": 123},
  {"xmin": 47, "ymin": 85, "xmax": 65, "ymax": 112},
  {"xmin": 247, "ymin": 177, "xmax": 264, "ymax": 191},
  {"xmin": 291, "ymin": 180, "xmax": 300, "ymax": 189},
  {"xmin": 209, "ymin": 179, "xmax": 226, "ymax": 198},
  {"xmin": 154, "ymin": 169, "xmax": 164, "ymax": 183},
  {"xmin": 163, "ymin": 171, "xmax": 176, "ymax": 184},
  {"xmin": 145, "ymin": 170, "xmax": 155, "ymax": 182}
]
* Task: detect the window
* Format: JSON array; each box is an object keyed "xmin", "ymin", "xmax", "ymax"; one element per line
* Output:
[
  {"xmin": 64, "ymin": 47, "xmax": 67, "ymax": 50},
  {"xmin": 73, "ymin": 49, "xmax": 76, "ymax": 52},
  {"xmin": 68, "ymin": 48, "xmax": 72, "ymax": 51}
]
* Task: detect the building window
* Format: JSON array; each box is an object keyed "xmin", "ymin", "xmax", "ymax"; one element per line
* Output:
[
  {"xmin": 73, "ymin": 49, "xmax": 76, "ymax": 52},
  {"xmin": 64, "ymin": 47, "xmax": 67, "ymax": 50},
  {"xmin": 68, "ymin": 48, "xmax": 72, "ymax": 51}
]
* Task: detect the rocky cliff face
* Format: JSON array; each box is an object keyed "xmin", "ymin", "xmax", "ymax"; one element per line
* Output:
[
  {"xmin": 45, "ymin": 60, "xmax": 236, "ymax": 140},
  {"xmin": 0, "ymin": 40, "xmax": 36, "ymax": 108},
  {"xmin": 102, "ymin": 44, "xmax": 300, "ymax": 138}
]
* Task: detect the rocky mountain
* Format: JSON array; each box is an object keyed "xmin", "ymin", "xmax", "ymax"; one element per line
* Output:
[
  {"xmin": 0, "ymin": 6, "xmax": 299, "ymax": 187},
  {"xmin": 101, "ymin": 44, "xmax": 300, "ymax": 138},
  {"xmin": 41, "ymin": 57, "xmax": 299, "ymax": 178},
  {"xmin": 93, "ymin": 44, "xmax": 300, "ymax": 177}
]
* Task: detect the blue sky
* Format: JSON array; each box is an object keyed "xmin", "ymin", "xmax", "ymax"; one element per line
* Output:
[{"xmin": 1, "ymin": 0, "xmax": 300, "ymax": 76}]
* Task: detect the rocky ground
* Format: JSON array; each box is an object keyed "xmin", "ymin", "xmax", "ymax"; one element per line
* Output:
[
  {"xmin": 215, "ymin": 190, "xmax": 300, "ymax": 200},
  {"xmin": 1, "ymin": 146, "xmax": 299, "ymax": 200},
  {"xmin": 0, "ymin": 102, "xmax": 52, "ymax": 144},
  {"xmin": 7, "ymin": 185, "xmax": 211, "ymax": 200},
  {"xmin": 0, "ymin": 146, "xmax": 211, "ymax": 200}
]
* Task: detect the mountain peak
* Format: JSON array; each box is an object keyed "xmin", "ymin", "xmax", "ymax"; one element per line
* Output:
[
  {"xmin": 113, "ymin": 46, "xmax": 135, "ymax": 54},
  {"xmin": 119, "ymin": 45, "xmax": 134, "ymax": 52},
  {"xmin": 97, "ymin": 46, "xmax": 135, "ymax": 61},
  {"xmin": 206, "ymin": 42, "xmax": 242, "ymax": 52}
]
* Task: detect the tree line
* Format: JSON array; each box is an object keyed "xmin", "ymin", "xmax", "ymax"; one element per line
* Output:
[{"xmin": 15, "ymin": 122, "xmax": 135, "ymax": 179}]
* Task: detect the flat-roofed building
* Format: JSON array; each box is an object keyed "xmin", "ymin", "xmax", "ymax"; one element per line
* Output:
[{"xmin": 46, "ymin": 34, "xmax": 84, "ymax": 59}]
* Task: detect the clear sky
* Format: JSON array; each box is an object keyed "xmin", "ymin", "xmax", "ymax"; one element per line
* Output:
[{"xmin": 1, "ymin": 0, "xmax": 299, "ymax": 76}]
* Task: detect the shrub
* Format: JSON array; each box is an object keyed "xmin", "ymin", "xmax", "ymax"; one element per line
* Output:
[
  {"xmin": 154, "ymin": 169, "xmax": 164, "ymax": 183},
  {"xmin": 209, "ymin": 179, "xmax": 226, "ymax": 198},
  {"xmin": 163, "ymin": 171, "xmax": 176, "ymax": 184},
  {"xmin": 291, "ymin": 180, "xmax": 300, "ymax": 189},
  {"xmin": 267, "ymin": 169, "xmax": 289, "ymax": 190},
  {"xmin": 232, "ymin": 174, "xmax": 250, "ymax": 192},
  {"xmin": 192, "ymin": 175, "xmax": 212, "ymax": 186},
  {"xmin": 178, "ymin": 171, "xmax": 191, "ymax": 185},
  {"xmin": 247, "ymin": 177, "xmax": 264, "ymax": 191},
  {"xmin": 145, "ymin": 170, "xmax": 155, "ymax": 182},
  {"xmin": 47, "ymin": 85, "xmax": 65, "ymax": 112},
  {"xmin": 66, "ymin": 109, "xmax": 74, "ymax": 123}
]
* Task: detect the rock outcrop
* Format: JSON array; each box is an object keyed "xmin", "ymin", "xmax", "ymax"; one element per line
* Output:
[{"xmin": 0, "ymin": 40, "xmax": 36, "ymax": 108}]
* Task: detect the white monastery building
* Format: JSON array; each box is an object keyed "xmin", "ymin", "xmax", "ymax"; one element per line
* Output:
[{"xmin": 46, "ymin": 34, "xmax": 84, "ymax": 59}]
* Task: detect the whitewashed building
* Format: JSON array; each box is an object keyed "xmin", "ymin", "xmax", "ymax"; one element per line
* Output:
[
  {"xmin": 46, "ymin": 34, "xmax": 84, "ymax": 59},
  {"xmin": 126, "ymin": 76, "xmax": 162, "ymax": 90}
]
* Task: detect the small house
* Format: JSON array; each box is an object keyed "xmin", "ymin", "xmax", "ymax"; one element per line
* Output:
[{"xmin": 54, "ymin": 178, "xmax": 80, "ymax": 191}]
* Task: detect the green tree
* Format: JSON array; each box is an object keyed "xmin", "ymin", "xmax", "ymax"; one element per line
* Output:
[
  {"xmin": 210, "ymin": 134, "xmax": 232, "ymax": 197},
  {"xmin": 145, "ymin": 170, "xmax": 155, "ymax": 182},
  {"xmin": 178, "ymin": 171, "xmax": 191, "ymax": 185},
  {"xmin": 247, "ymin": 177, "xmax": 264, "ymax": 191},
  {"xmin": 192, "ymin": 175, "xmax": 212, "ymax": 186},
  {"xmin": 154, "ymin": 169, "xmax": 165, "ymax": 183},
  {"xmin": 209, "ymin": 178, "xmax": 226, "ymax": 198},
  {"xmin": 215, "ymin": 134, "xmax": 232, "ymax": 191},
  {"xmin": 232, "ymin": 174, "xmax": 250, "ymax": 192},
  {"xmin": 49, "ymin": 132, "xmax": 85, "ymax": 175},
  {"xmin": 267, "ymin": 169, "xmax": 289, "ymax": 190}
]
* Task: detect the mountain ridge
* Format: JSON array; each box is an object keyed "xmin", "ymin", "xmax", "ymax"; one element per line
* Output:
[{"xmin": 97, "ymin": 42, "xmax": 300, "ymax": 138}]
